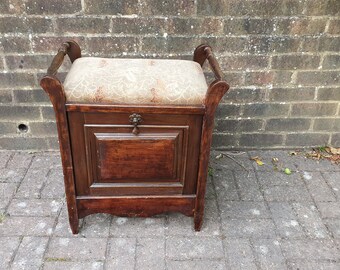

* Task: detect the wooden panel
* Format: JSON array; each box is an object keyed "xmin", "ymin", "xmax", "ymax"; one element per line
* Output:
[
  {"xmin": 69, "ymin": 111, "xmax": 202, "ymax": 196},
  {"xmin": 77, "ymin": 195, "xmax": 196, "ymax": 218},
  {"xmin": 96, "ymin": 133, "xmax": 178, "ymax": 180},
  {"xmin": 89, "ymin": 182, "xmax": 183, "ymax": 196}
]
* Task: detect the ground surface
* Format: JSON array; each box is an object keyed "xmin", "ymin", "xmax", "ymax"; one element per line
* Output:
[{"xmin": 0, "ymin": 150, "xmax": 340, "ymax": 270}]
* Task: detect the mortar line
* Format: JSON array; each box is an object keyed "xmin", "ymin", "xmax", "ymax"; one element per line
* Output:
[{"xmin": 209, "ymin": 163, "xmax": 232, "ymax": 269}]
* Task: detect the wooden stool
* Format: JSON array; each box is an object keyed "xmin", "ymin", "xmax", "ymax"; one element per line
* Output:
[{"xmin": 40, "ymin": 40, "xmax": 229, "ymax": 234}]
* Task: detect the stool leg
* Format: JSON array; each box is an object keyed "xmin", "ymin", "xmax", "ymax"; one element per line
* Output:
[
  {"xmin": 194, "ymin": 80, "xmax": 230, "ymax": 232},
  {"xmin": 69, "ymin": 212, "xmax": 79, "ymax": 234},
  {"xmin": 41, "ymin": 77, "xmax": 79, "ymax": 235}
]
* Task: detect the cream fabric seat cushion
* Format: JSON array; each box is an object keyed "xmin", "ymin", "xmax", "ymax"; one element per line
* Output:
[{"xmin": 63, "ymin": 57, "xmax": 208, "ymax": 105}]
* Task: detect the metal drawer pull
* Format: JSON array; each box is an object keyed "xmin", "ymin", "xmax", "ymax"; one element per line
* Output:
[{"xmin": 129, "ymin": 113, "xmax": 142, "ymax": 135}]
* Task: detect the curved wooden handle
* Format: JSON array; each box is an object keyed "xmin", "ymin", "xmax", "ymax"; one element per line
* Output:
[
  {"xmin": 46, "ymin": 40, "xmax": 81, "ymax": 77},
  {"xmin": 47, "ymin": 42, "xmax": 70, "ymax": 76},
  {"xmin": 203, "ymin": 47, "xmax": 223, "ymax": 80},
  {"xmin": 193, "ymin": 44, "xmax": 224, "ymax": 81}
]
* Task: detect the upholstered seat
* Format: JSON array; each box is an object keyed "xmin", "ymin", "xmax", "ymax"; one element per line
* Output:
[{"xmin": 63, "ymin": 57, "xmax": 208, "ymax": 105}]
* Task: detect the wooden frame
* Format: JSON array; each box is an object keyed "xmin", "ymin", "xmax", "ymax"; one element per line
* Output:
[{"xmin": 40, "ymin": 41, "xmax": 229, "ymax": 234}]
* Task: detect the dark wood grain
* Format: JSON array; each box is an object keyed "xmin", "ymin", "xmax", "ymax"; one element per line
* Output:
[
  {"xmin": 77, "ymin": 195, "xmax": 196, "ymax": 218},
  {"xmin": 66, "ymin": 104, "xmax": 205, "ymax": 114},
  {"xmin": 40, "ymin": 76, "xmax": 79, "ymax": 234},
  {"xmin": 194, "ymin": 81, "xmax": 229, "ymax": 231}
]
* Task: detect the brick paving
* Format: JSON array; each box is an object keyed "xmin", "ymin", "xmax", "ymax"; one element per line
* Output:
[{"xmin": 0, "ymin": 150, "xmax": 340, "ymax": 269}]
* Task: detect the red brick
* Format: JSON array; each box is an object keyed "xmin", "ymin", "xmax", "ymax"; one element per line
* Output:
[
  {"xmin": 266, "ymin": 118, "xmax": 311, "ymax": 131},
  {"xmin": 271, "ymin": 55, "xmax": 320, "ymax": 70},
  {"xmin": 169, "ymin": 17, "xmax": 223, "ymax": 35},
  {"xmin": 0, "ymin": 37, "xmax": 31, "ymax": 53},
  {"xmin": 322, "ymin": 55, "xmax": 340, "ymax": 69},
  {"xmin": 328, "ymin": 19, "xmax": 340, "ymax": 35},
  {"xmin": 0, "ymin": 72, "xmax": 35, "ymax": 88},
  {"xmin": 84, "ymin": 0, "xmax": 138, "ymax": 15},
  {"xmin": 305, "ymin": 0, "xmax": 340, "ymax": 16},
  {"xmin": 296, "ymin": 71, "xmax": 340, "ymax": 86},
  {"xmin": 317, "ymin": 88, "xmax": 340, "ymax": 101},
  {"xmin": 25, "ymin": 0, "xmax": 81, "ymax": 14},
  {"xmin": 219, "ymin": 55, "xmax": 269, "ymax": 71},
  {"xmin": 291, "ymin": 103, "xmax": 337, "ymax": 117},
  {"xmin": 269, "ymin": 88, "xmax": 315, "ymax": 101},
  {"xmin": 239, "ymin": 134, "xmax": 284, "ymax": 147},
  {"xmin": 286, "ymin": 134, "xmax": 330, "ymax": 147},
  {"xmin": 86, "ymin": 37, "xmax": 139, "ymax": 56},
  {"xmin": 56, "ymin": 17, "xmax": 110, "ymax": 34},
  {"xmin": 112, "ymin": 17, "xmax": 167, "ymax": 35},
  {"xmin": 140, "ymin": 0, "xmax": 195, "ymax": 16},
  {"xmin": 275, "ymin": 18, "xmax": 327, "ymax": 35}
]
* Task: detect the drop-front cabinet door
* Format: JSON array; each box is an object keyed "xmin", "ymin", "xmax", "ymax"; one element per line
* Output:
[{"xmin": 68, "ymin": 111, "xmax": 202, "ymax": 196}]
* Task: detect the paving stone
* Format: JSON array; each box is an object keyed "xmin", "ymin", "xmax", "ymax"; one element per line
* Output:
[
  {"xmin": 30, "ymin": 154, "xmax": 62, "ymax": 169},
  {"xmin": 136, "ymin": 238, "xmax": 165, "ymax": 270},
  {"xmin": 12, "ymin": 236, "xmax": 49, "ymax": 270},
  {"xmin": 15, "ymin": 167, "xmax": 49, "ymax": 198},
  {"xmin": 287, "ymin": 260, "xmax": 340, "ymax": 270},
  {"xmin": 292, "ymin": 202, "xmax": 330, "ymax": 238},
  {"xmin": 233, "ymin": 170, "xmax": 264, "ymax": 201},
  {"xmin": 167, "ymin": 260, "xmax": 226, "ymax": 270},
  {"xmin": 302, "ymin": 172, "xmax": 337, "ymax": 202},
  {"xmin": 317, "ymin": 202, "xmax": 340, "ymax": 219},
  {"xmin": 213, "ymin": 169, "xmax": 239, "ymax": 201},
  {"xmin": 205, "ymin": 176, "xmax": 216, "ymax": 200},
  {"xmin": 219, "ymin": 201, "xmax": 270, "ymax": 219},
  {"xmin": 248, "ymin": 150, "xmax": 297, "ymax": 172},
  {"xmin": 43, "ymin": 261, "xmax": 104, "ymax": 270},
  {"xmin": 6, "ymin": 152, "xmax": 33, "ymax": 169},
  {"xmin": 80, "ymin": 214, "xmax": 111, "ymax": 237},
  {"xmin": 263, "ymin": 186, "xmax": 312, "ymax": 202},
  {"xmin": 166, "ymin": 236, "xmax": 224, "ymax": 260},
  {"xmin": 281, "ymin": 239, "xmax": 340, "ymax": 260},
  {"xmin": 272, "ymin": 218, "xmax": 305, "ymax": 239},
  {"xmin": 0, "ymin": 236, "xmax": 21, "ymax": 269},
  {"xmin": 0, "ymin": 216, "xmax": 55, "ymax": 236},
  {"xmin": 221, "ymin": 219, "xmax": 276, "ymax": 238},
  {"xmin": 46, "ymin": 237, "xmax": 107, "ymax": 260},
  {"xmin": 322, "ymin": 172, "xmax": 340, "ymax": 200},
  {"xmin": 0, "ymin": 168, "xmax": 27, "ymax": 183},
  {"xmin": 110, "ymin": 216, "xmax": 165, "ymax": 237},
  {"xmin": 268, "ymin": 202, "xmax": 297, "ymax": 220},
  {"xmin": 293, "ymin": 156, "xmax": 340, "ymax": 172},
  {"xmin": 224, "ymin": 238, "xmax": 257, "ymax": 269},
  {"xmin": 324, "ymin": 219, "xmax": 340, "ymax": 238},
  {"xmin": 41, "ymin": 168, "xmax": 65, "ymax": 199},
  {"xmin": 106, "ymin": 238, "xmax": 136, "ymax": 270},
  {"xmin": 8, "ymin": 199, "xmax": 62, "ymax": 216},
  {"xmin": 252, "ymin": 239, "xmax": 286, "ymax": 269},
  {"xmin": 211, "ymin": 151, "xmax": 254, "ymax": 171},
  {"xmin": 0, "ymin": 182, "xmax": 19, "ymax": 211},
  {"xmin": 257, "ymin": 171, "xmax": 303, "ymax": 187},
  {"xmin": 0, "ymin": 152, "xmax": 12, "ymax": 169},
  {"xmin": 166, "ymin": 200, "xmax": 220, "ymax": 236}
]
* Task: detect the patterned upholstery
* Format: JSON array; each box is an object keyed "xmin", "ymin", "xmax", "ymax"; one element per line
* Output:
[{"xmin": 63, "ymin": 57, "xmax": 208, "ymax": 105}]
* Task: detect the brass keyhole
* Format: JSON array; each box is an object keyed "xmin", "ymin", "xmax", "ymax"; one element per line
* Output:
[{"xmin": 129, "ymin": 113, "xmax": 142, "ymax": 135}]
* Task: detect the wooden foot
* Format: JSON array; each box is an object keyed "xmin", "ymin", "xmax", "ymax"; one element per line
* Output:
[
  {"xmin": 194, "ymin": 211, "xmax": 203, "ymax": 231},
  {"xmin": 69, "ymin": 215, "xmax": 79, "ymax": 234}
]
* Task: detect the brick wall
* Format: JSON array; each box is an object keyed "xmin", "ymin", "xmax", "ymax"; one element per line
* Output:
[{"xmin": 0, "ymin": 0, "xmax": 339, "ymax": 150}]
